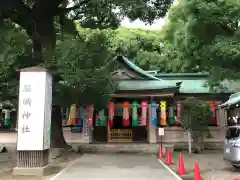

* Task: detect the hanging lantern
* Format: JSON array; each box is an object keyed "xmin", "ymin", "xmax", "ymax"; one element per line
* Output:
[
  {"xmin": 151, "ymin": 102, "xmax": 157, "ymax": 126},
  {"xmin": 141, "ymin": 100, "xmax": 148, "ymax": 126},
  {"xmin": 108, "ymin": 102, "xmax": 114, "ymax": 128},
  {"xmin": 177, "ymin": 103, "xmax": 181, "ymax": 119},
  {"xmin": 122, "ymin": 101, "xmax": 130, "ymax": 126},
  {"xmin": 132, "ymin": 101, "xmax": 138, "ymax": 127},
  {"xmin": 88, "ymin": 105, "xmax": 94, "ymax": 126},
  {"xmin": 160, "ymin": 101, "xmax": 167, "ymax": 126},
  {"xmin": 209, "ymin": 101, "xmax": 217, "ymax": 124},
  {"xmin": 169, "ymin": 106, "xmax": 174, "ymax": 125}
]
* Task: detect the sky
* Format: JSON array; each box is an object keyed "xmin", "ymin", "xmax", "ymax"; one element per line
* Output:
[{"xmin": 120, "ymin": 18, "xmax": 165, "ymax": 30}]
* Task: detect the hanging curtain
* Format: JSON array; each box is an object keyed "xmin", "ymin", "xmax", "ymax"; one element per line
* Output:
[
  {"xmin": 132, "ymin": 101, "xmax": 138, "ymax": 127},
  {"xmin": 75, "ymin": 108, "xmax": 80, "ymax": 126},
  {"xmin": 65, "ymin": 108, "xmax": 69, "ymax": 124},
  {"xmin": 88, "ymin": 105, "xmax": 94, "ymax": 126},
  {"xmin": 160, "ymin": 101, "xmax": 167, "ymax": 126},
  {"xmin": 79, "ymin": 106, "xmax": 84, "ymax": 129},
  {"xmin": 141, "ymin": 100, "xmax": 148, "ymax": 126},
  {"xmin": 67, "ymin": 104, "xmax": 76, "ymax": 125},
  {"xmin": 122, "ymin": 101, "xmax": 130, "ymax": 126},
  {"xmin": 97, "ymin": 110, "xmax": 106, "ymax": 126},
  {"xmin": 209, "ymin": 101, "xmax": 217, "ymax": 124},
  {"xmin": 169, "ymin": 106, "xmax": 174, "ymax": 125},
  {"xmin": 108, "ymin": 102, "xmax": 114, "ymax": 128},
  {"xmin": 151, "ymin": 102, "xmax": 157, "ymax": 126},
  {"xmin": 177, "ymin": 103, "xmax": 181, "ymax": 119}
]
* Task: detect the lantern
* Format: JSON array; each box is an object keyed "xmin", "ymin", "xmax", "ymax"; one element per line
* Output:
[
  {"xmin": 151, "ymin": 102, "xmax": 157, "ymax": 126},
  {"xmin": 141, "ymin": 100, "xmax": 148, "ymax": 126},
  {"xmin": 108, "ymin": 102, "xmax": 114, "ymax": 128},
  {"xmin": 160, "ymin": 101, "xmax": 167, "ymax": 126},
  {"xmin": 122, "ymin": 101, "xmax": 130, "ymax": 126},
  {"xmin": 132, "ymin": 101, "xmax": 138, "ymax": 127}
]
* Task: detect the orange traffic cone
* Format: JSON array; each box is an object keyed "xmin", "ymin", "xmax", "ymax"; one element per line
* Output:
[
  {"xmin": 194, "ymin": 160, "xmax": 201, "ymax": 180},
  {"xmin": 177, "ymin": 152, "xmax": 186, "ymax": 175},
  {"xmin": 158, "ymin": 144, "xmax": 164, "ymax": 159},
  {"xmin": 165, "ymin": 148, "xmax": 173, "ymax": 165}
]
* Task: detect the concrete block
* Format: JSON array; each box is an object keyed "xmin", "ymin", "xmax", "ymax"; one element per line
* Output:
[{"xmin": 12, "ymin": 165, "xmax": 51, "ymax": 176}]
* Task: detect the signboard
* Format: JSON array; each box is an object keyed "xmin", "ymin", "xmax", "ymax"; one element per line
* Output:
[
  {"xmin": 17, "ymin": 71, "xmax": 52, "ymax": 151},
  {"xmin": 158, "ymin": 128, "xmax": 164, "ymax": 136}
]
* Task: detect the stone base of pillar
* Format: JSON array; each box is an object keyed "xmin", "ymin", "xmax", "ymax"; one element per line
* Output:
[
  {"xmin": 13, "ymin": 165, "xmax": 51, "ymax": 176},
  {"xmin": 13, "ymin": 149, "xmax": 50, "ymax": 176}
]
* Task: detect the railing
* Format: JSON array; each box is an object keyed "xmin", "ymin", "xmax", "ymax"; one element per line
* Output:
[{"xmin": 108, "ymin": 129, "xmax": 132, "ymax": 142}]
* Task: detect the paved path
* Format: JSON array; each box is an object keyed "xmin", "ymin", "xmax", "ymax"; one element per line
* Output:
[{"xmin": 51, "ymin": 153, "xmax": 180, "ymax": 180}]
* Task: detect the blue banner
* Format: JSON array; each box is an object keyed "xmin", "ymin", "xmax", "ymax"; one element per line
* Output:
[{"xmin": 151, "ymin": 102, "xmax": 157, "ymax": 126}]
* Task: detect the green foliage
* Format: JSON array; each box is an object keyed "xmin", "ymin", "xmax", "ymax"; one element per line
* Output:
[
  {"xmin": 54, "ymin": 30, "xmax": 117, "ymax": 109},
  {"xmin": 161, "ymin": 0, "xmax": 240, "ymax": 82},
  {"xmin": 75, "ymin": 26, "xmax": 167, "ymax": 71},
  {"xmin": 0, "ymin": 21, "xmax": 116, "ymax": 109},
  {"xmin": 181, "ymin": 97, "xmax": 212, "ymax": 138}
]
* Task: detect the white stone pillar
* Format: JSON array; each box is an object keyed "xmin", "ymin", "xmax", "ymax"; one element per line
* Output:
[{"xmin": 13, "ymin": 67, "xmax": 52, "ymax": 176}]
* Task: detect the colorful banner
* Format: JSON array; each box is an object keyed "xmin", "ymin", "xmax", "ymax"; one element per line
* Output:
[
  {"xmin": 132, "ymin": 101, "xmax": 138, "ymax": 127},
  {"xmin": 108, "ymin": 102, "xmax": 114, "ymax": 128},
  {"xmin": 67, "ymin": 104, "xmax": 76, "ymax": 125},
  {"xmin": 79, "ymin": 106, "xmax": 84, "ymax": 127},
  {"xmin": 209, "ymin": 101, "xmax": 217, "ymax": 124},
  {"xmin": 122, "ymin": 101, "xmax": 130, "ymax": 126},
  {"xmin": 151, "ymin": 102, "xmax": 157, "ymax": 126},
  {"xmin": 88, "ymin": 105, "xmax": 94, "ymax": 126},
  {"xmin": 160, "ymin": 101, "xmax": 167, "ymax": 126},
  {"xmin": 96, "ymin": 109, "xmax": 106, "ymax": 126},
  {"xmin": 169, "ymin": 106, "xmax": 174, "ymax": 125},
  {"xmin": 141, "ymin": 100, "xmax": 148, "ymax": 126},
  {"xmin": 177, "ymin": 103, "xmax": 181, "ymax": 119}
]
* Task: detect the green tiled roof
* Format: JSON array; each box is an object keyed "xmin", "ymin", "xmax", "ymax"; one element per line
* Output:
[
  {"xmin": 114, "ymin": 55, "xmax": 161, "ymax": 80},
  {"xmin": 118, "ymin": 80, "xmax": 181, "ymax": 90}
]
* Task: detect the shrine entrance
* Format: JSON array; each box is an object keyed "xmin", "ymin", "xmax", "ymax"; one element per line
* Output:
[{"xmin": 92, "ymin": 100, "xmax": 148, "ymax": 143}]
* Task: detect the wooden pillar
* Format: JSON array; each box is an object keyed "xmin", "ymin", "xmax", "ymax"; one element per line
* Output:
[{"xmin": 13, "ymin": 67, "xmax": 52, "ymax": 176}]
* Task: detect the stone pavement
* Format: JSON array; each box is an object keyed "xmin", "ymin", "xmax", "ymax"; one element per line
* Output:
[{"xmin": 51, "ymin": 153, "xmax": 179, "ymax": 180}]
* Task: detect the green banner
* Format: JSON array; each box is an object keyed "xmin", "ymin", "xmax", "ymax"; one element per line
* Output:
[
  {"xmin": 96, "ymin": 110, "xmax": 106, "ymax": 126},
  {"xmin": 169, "ymin": 106, "xmax": 175, "ymax": 125},
  {"xmin": 132, "ymin": 101, "xmax": 138, "ymax": 126}
]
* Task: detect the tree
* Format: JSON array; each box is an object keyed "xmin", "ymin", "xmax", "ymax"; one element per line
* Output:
[
  {"xmin": 0, "ymin": 22, "xmax": 116, "ymax": 148},
  {"xmin": 180, "ymin": 97, "xmax": 212, "ymax": 153},
  {"xmin": 76, "ymin": 26, "xmax": 168, "ymax": 71},
  {"xmin": 161, "ymin": 0, "xmax": 240, "ymax": 83},
  {"xmin": 1, "ymin": 0, "xmax": 173, "ymax": 62}
]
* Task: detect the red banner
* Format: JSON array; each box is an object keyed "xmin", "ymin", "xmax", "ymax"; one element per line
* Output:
[
  {"xmin": 88, "ymin": 105, "xmax": 94, "ymax": 126},
  {"xmin": 108, "ymin": 102, "xmax": 114, "ymax": 128},
  {"xmin": 209, "ymin": 101, "xmax": 217, "ymax": 124},
  {"xmin": 141, "ymin": 100, "xmax": 148, "ymax": 126}
]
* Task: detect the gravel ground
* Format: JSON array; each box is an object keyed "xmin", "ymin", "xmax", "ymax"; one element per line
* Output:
[
  {"xmin": 0, "ymin": 151, "xmax": 81, "ymax": 180},
  {"xmin": 161, "ymin": 150, "xmax": 240, "ymax": 180}
]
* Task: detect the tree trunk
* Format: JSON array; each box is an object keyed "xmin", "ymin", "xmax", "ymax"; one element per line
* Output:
[{"xmin": 51, "ymin": 105, "xmax": 71, "ymax": 149}]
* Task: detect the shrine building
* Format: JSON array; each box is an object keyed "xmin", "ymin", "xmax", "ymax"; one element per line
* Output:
[{"xmin": 71, "ymin": 55, "xmax": 240, "ymax": 148}]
